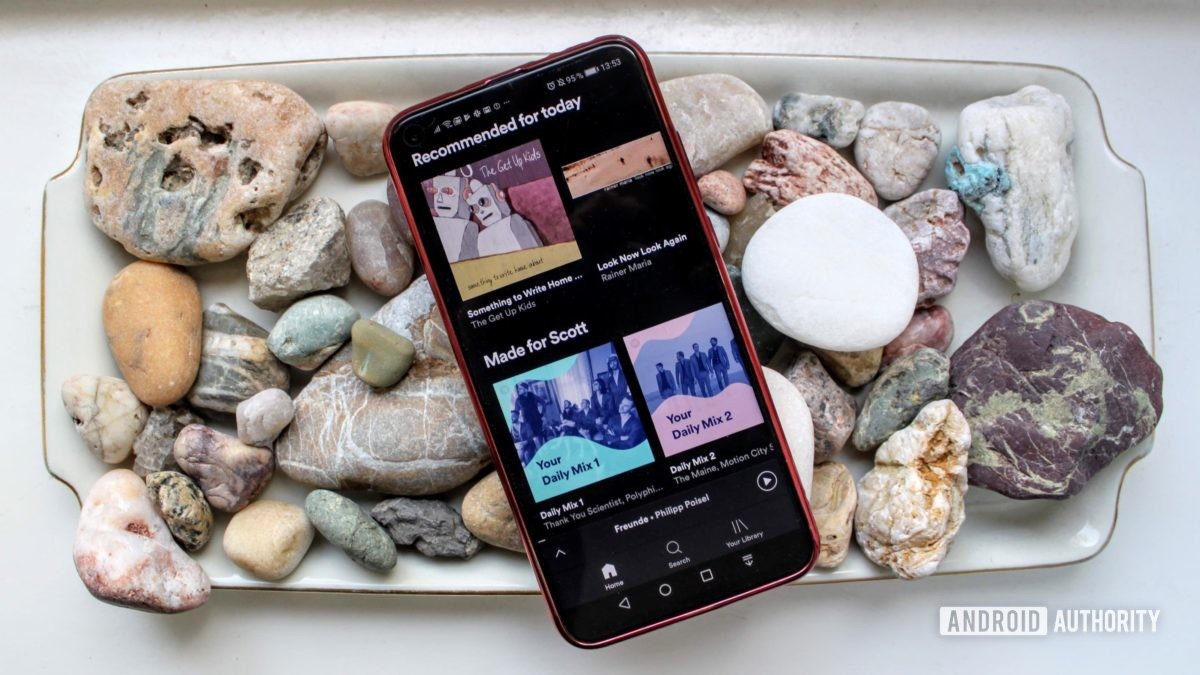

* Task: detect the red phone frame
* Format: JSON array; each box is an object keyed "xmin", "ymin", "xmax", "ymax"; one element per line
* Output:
[{"xmin": 382, "ymin": 35, "xmax": 819, "ymax": 648}]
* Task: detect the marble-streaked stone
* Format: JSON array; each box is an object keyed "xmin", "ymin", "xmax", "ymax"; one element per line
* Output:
[{"xmin": 187, "ymin": 303, "xmax": 289, "ymax": 414}]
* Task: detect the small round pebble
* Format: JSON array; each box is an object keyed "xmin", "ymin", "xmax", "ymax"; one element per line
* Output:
[
  {"xmin": 462, "ymin": 472, "xmax": 524, "ymax": 553},
  {"xmin": 855, "ymin": 101, "xmax": 942, "ymax": 201},
  {"xmin": 762, "ymin": 367, "xmax": 814, "ymax": 492},
  {"xmin": 698, "ymin": 170, "xmax": 747, "ymax": 215},
  {"xmin": 145, "ymin": 471, "xmax": 213, "ymax": 552},
  {"xmin": 223, "ymin": 500, "xmax": 315, "ymax": 580},
  {"xmin": 780, "ymin": 350, "xmax": 856, "ymax": 463},
  {"xmin": 345, "ymin": 199, "xmax": 415, "ymax": 297},
  {"xmin": 305, "ymin": 489, "xmax": 397, "ymax": 572},
  {"xmin": 61, "ymin": 374, "xmax": 147, "ymax": 464},
  {"xmin": 350, "ymin": 319, "xmax": 416, "ymax": 388},
  {"xmin": 773, "ymin": 93, "xmax": 865, "ymax": 149},
  {"xmin": 266, "ymin": 295, "xmax": 360, "ymax": 371},
  {"xmin": 236, "ymin": 388, "xmax": 295, "ymax": 446},
  {"xmin": 326, "ymin": 101, "xmax": 402, "ymax": 177}
]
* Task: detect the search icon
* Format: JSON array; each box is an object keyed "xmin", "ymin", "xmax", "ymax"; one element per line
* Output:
[{"xmin": 665, "ymin": 540, "xmax": 682, "ymax": 555}]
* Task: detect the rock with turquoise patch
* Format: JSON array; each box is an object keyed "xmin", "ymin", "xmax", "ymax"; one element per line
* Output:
[
  {"xmin": 351, "ymin": 319, "xmax": 416, "ymax": 388},
  {"xmin": 246, "ymin": 198, "xmax": 352, "ymax": 311},
  {"xmin": 145, "ymin": 471, "xmax": 213, "ymax": 552},
  {"xmin": 945, "ymin": 85, "xmax": 1078, "ymax": 292},
  {"xmin": 853, "ymin": 347, "xmax": 950, "ymax": 452},
  {"xmin": 267, "ymin": 295, "xmax": 359, "ymax": 371},
  {"xmin": 188, "ymin": 303, "xmax": 290, "ymax": 413},
  {"xmin": 82, "ymin": 79, "xmax": 325, "ymax": 265},
  {"xmin": 950, "ymin": 301, "xmax": 1163, "ymax": 499},
  {"xmin": 305, "ymin": 490, "xmax": 397, "ymax": 572},
  {"xmin": 773, "ymin": 92, "xmax": 865, "ymax": 149}
]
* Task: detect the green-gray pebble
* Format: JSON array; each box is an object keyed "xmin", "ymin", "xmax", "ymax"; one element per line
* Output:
[
  {"xmin": 267, "ymin": 295, "xmax": 359, "ymax": 370},
  {"xmin": 351, "ymin": 319, "xmax": 416, "ymax": 388},
  {"xmin": 304, "ymin": 489, "xmax": 397, "ymax": 572},
  {"xmin": 852, "ymin": 347, "xmax": 950, "ymax": 451}
]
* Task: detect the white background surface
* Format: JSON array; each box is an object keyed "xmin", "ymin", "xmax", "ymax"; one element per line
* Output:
[{"xmin": 2, "ymin": 1, "xmax": 1195, "ymax": 671}]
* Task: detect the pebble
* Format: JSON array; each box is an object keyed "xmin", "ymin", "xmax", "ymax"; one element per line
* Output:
[
  {"xmin": 882, "ymin": 305, "xmax": 954, "ymax": 368},
  {"xmin": 351, "ymin": 319, "xmax": 416, "ymax": 388},
  {"xmin": 145, "ymin": 471, "xmax": 213, "ymax": 552},
  {"xmin": 853, "ymin": 348, "xmax": 950, "ymax": 452},
  {"xmin": 73, "ymin": 469, "xmax": 210, "ymax": 612},
  {"xmin": 461, "ymin": 472, "xmax": 524, "ymax": 553},
  {"xmin": 173, "ymin": 424, "xmax": 274, "ymax": 513},
  {"xmin": 267, "ymin": 295, "xmax": 360, "ymax": 370},
  {"xmin": 951, "ymin": 301, "xmax": 1162, "ymax": 499},
  {"xmin": 780, "ymin": 349, "xmax": 856, "ymax": 463},
  {"xmin": 742, "ymin": 193, "xmax": 918, "ymax": 352},
  {"xmin": 812, "ymin": 347, "xmax": 883, "ymax": 388},
  {"xmin": 102, "ymin": 261, "xmax": 202, "ymax": 406},
  {"xmin": 724, "ymin": 193, "xmax": 776, "ymax": 267},
  {"xmin": 305, "ymin": 490, "xmax": 397, "ymax": 573},
  {"xmin": 743, "ymin": 130, "xmax": 878, "ymax": 207},
  {"xmin": 346, "ymin": 200, "xmax": 415, "ymax": 296},
  {"xmin": 371, "ymin": 498, "xmax": 482, "ymax": 559},
  {"xmin": 236, "ymin": 388, "xmax": 295, "ymax": 446},
  {"xmin": 762, "ymin": 367, "xmax": 814, "ymax": 492},
  {"xmin": 385, "ymin": 182, "xmax": 416, "ymax": 247},
  {"xmin": 246, "ymin": 197, "xmax": 352, "ymax": 311},
  {"xmin": 223, "ymin": 500, "xmax": 314, "ymax": 580},
  {"xmin": 83, "ymin": 79, "xmax": 325, "ymax": 264},
  {"xmin": 187, "ymin": 303, "xmax": 290, "ymax": 413},
  {"xmin": 854, "ymin": 101, "xmax": 942, "ymax": 200},
  {"xmin": 884, "ymin": 189, "xmax": 969, "ymax": 307},
  {"xmin": 276, "ymin": 278, "xmax": 489, "ymax": 495},
  {"xmin": 810, "ymin": 462, "xmax": 857, "ymax": 568},
  {"xmin": 725, "ymin": 264, "xmax": 783, "ymax": 362},
  {"xmin": 856, "ymin": 400, "xmax": 969, "ymax": 579},
  {"xmin": 133, "ymin": 403, "xmax": 203, "ymax": 476},
  {"xmin": 697, "ymin": 170, "xmax": 746, "ymax": 215},
  {"xmin": 705, "ymin": 208, "xmax": 730, "ymax": 253},
  {"xmin": 326, "ymin": 101, "xmax": 402, "ymax": 177},
  {"xmin": 772, "ymin": 93, "xmax": 865, "ymax": 149},
  {"xmin": 61, "ymin": 374, "xmax": 147, "ymax": 464},
  {"xmin": 946, "ymin": 85, "xmax": 1079, "ymax": 292},
  {"xmin": 661, "ymin": 73, "xmax": 772, "ymax": 175}
]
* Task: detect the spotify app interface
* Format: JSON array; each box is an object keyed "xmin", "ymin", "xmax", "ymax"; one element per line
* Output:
[{"xmin": 391, "ymin": 42, "xmax": 814, "ymax": 642}]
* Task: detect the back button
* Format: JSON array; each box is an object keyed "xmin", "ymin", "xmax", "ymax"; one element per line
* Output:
[{"xmin": 618, "ymin": 597, "xmax": 631, "ymax": 610}]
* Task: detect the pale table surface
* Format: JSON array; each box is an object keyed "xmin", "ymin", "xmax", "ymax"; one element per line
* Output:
[{"xmin": 2, "ymin": 1, "xmax": 1195, "ymax": 672}]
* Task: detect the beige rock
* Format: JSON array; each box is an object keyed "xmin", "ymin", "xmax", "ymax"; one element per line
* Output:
[
  {"xmin": 743, "ymin": 130, "xmax": 878, "ymax": 208},
  {"xmin": 102, "ymin": 261, "xmax": 202, "ymax": 406},
  {"xmin": 812, "ymin": 346, "xmax": 883, "ymax": 388},
  {"xmin": 326, "ymin": 101, "xmax": 402, "ymax": 177},
  {"xmin": 811, "ymin": 462, "xmax": 857, "ymax": 568},
  {"xmin": 854, "ymin": 400, "xmax": 970, "ymax": 580},
  {"xmin": 762, "ymin": 367, "xmax": 814, "ymax": 492},
  {"xmin": 223, "ymin": 500, "xmax": 314, "ymax": 580},
  {"xmin": 661, "ymin": 73, "xmax": 772, "ymax": 175},
  {"xmin": 61, "ymin": 374, "xmax": 148, "ymax": 463},
  {"xmin": 462, "ymin": 472, "xmax": 524, "ymax": 553},
  {"xmin": 83, "ymin": 79, "xmax": 325, "ymax": 265},
  {"xmin": 698, "ymin": 170, "xmax": 747, "ymax": 215}
]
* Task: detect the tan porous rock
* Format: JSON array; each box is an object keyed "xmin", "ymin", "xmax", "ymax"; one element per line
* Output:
[{"xmin": 810, "ymin": 462, "xmax": 857, "ymax": 568}]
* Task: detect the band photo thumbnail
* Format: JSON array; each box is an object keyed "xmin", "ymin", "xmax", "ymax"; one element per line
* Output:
[
  {"xmin": 492, "ymin": 343, "xmax": 654, "ymax": 502},
  {"xmin": 562, "ymin": 131, "xmax": 672, "ymax": 199},
  {"xmin": 421, "ymin": 139, "xmax": 582, "ymax": 300},
  {"xmin": 623, "ymin": 303, "xmax": 763, "ymax": 457}
]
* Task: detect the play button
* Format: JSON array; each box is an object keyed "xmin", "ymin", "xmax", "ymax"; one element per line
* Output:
[{"xmin": 756, "ymin": 470, "xmax": 778, "ymax": 492}]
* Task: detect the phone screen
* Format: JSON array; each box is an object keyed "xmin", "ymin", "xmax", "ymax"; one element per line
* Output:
[{"xmin": 388, "ymin": 40, "xmax": 816, "ymax": 644}]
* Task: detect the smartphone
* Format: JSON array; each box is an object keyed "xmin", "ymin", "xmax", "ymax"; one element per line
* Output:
[{"xmin": 384, "ymin": 36, "xmax": 818, "ymax": 647}]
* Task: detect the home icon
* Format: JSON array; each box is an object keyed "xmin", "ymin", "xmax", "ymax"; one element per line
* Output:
[{"xmin": 601, "ymin": 563, "xmax": 619, "ymax": 580}]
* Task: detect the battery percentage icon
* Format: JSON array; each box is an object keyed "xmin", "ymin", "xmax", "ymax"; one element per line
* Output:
[{"xmin": 583, "ymin": 66, "xmax": 599, "ymax": 77}]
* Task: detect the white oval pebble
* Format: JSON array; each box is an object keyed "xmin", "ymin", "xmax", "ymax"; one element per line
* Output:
[
  {"xmin": 742, "ymin": 193, "xmax": 918, "ymax": 352},
  {"xmin": 762, "ymin": 367, "xmax": 814, "ymax": 493}
]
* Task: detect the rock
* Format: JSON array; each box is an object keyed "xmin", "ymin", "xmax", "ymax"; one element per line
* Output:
[
  {"xmin": 853, "ymin": 348, "xmax": 950, "ymax": 452},
  {"xmin": 661, "ymin": 73, "xmax": 772, "ymax": 175},
  {"xmin": 385, "ymin": 181, "xmax": 416, "ymax": 247},
  {"xmin": 762, "ymin": 367, "xmax": 814, "ymax": 492},
  {"xmin": 812, "ymin": 347, "xmax": 883, "ymax": 388},
  {"xmin": 72, "ymin": 469, "xmax": 210, "ymax": 612},
  {"xmin": 326, "ymin": 101, "xmax": 401, "ymax": 177},
  {"xmin": 187, "ymin": 303, "xmax": 290, "ymax": 413},
  {"xmin": 61, "ymin": 374, "xmax": 147, "ymax": 464},
  {"xmin": 371, "ymin": 498, "xmax": 482, "ymax": 559},
  {"xmin": 83, "ymin": 79, "xmax": 324, "ymax": 265},
  {"xmin": 246, "ymin": 197, "xmax": 351, "ymax": 311},
  {"xmin": 102, "ymin": 261, "xmax": 202, "ymax": 406},
  {"xmin": 884, "ymin": 189, "xmax": 969, "ymax": 307},
  {"xmin": 235, "ymin": 388, "xmax": 294, "ymax": 446},
  {"xmin": 950, "ymin": 301, "xmax": 1163, "ymax": 499},
  {"xmin": 173, "ymin": 424, "xmax": 274, "ymax": 513},
  {"xmin": 705, "ymin": 208, "xmax": 730, "ymax": 253},
  {"xmin": 697, "ymin": 170, "xmax": 746, "ymax": 215},
  {"xmin": 779, "ymin": 350, "xmax": 856, "ymax": 463},
  {"xmin": 810, "ymin": 462, "xmax": 857, "ymax": 568},
  {"xmin": 145, "ymin": 471, "xmax": 213, "ymax": 552},
  {"xmin": 305, "ymin": 490, "xmax": 397, "ymax": 572},
  {"xmin": 276, "ymin": 277, "xmax": 488, "ymax": 495},
  {"xmin": 882, "ymin": 306, "xmax": 954, "ymax": 368},
  {"xmin": 133, "ymin": 403, "xmax": 203, "ymax": 476},
  {"xmin": 724, "ymin": 193, "xmax": 776, "ymax": 267},
  {"xmin": 855, "ymin": 102, "xmax": 942, "ymax": 200},
  {"xmin": 223, "ymin": 499, "xmax": 314, "ymax": 580},
  {"xmin": 462, "ymin": 472, "xmax": 523, "ymax": 553},
  {"xmin": 345, "ymin": 200, "xmax": 415, "ymax": 297},
  {"xmin": 743, "ymin": 130, "xmax": 878, "ymax": 208},
  {"xmin": 946, "ymin": 85, "xmax": 1079, "ymax": 292},
  {"xmin": 351, "ymin": 319, "xmax": 416, "ymax": 388},
  {"xmin": 773, "ymin": 93, "xmax": 865, "ymax": 149},
  {"xmin": 267, "ymin": 295, "xmax": 360, "ymax": 370},
  {"xmin": 725, "ymin": 264, "xmax": 784, "ymax": 361},
  {"xmin": 742, "ymin": 193, "xmax": 918, "ymax": 351}
]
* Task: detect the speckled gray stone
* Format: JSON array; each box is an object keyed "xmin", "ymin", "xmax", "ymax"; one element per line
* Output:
[
  {"xmin": 305, "ymin": 490, "xmax": 397, "ymax": 572},
  {"xmin": 267, "ymin": 295, "xmax": 359, "ymax": 371},
  {"xmin": 371, "ymin": 497, "xmax": 482, "ymax": 559},
  {"xmin": 773, "ymin": 93, "xmax": 865, "ymax": 149},
  {"xmin": 133, "ymin": 403, "xmax": 203, "ymax": 476},
  {"xmin": 780, "ymin": 350, "xmax": 856, "ymax": 462},
  {"xmin": 187, "ymin": 303, "xmax": 290, "ymax": 413},
  {"xmin": 246, "ymin": 197, "xmax": 352, "ymax": 311},
  {"xmin": 853, "ymin": 347, "xmax": 950, "ymax": 452},
  {"xmin": 145, "ymin": 470, "xmax": 213, "ymax": 552}
]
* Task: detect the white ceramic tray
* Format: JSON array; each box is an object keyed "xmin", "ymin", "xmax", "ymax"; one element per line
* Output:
[{"xmin": 42, "ymin": 52, "xmax": 1153, "ymax": 594}]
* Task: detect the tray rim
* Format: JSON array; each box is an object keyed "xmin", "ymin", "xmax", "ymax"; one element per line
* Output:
[{"xmin": 40, "ymin": 49, "xmax": 1155, "ymax": 595}]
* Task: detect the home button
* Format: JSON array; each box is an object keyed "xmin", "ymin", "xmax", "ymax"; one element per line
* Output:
[{"xmin": 658, "ymin": 583, "xmax": 672, "ymax": 597}]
